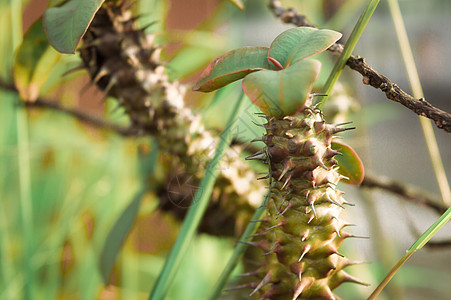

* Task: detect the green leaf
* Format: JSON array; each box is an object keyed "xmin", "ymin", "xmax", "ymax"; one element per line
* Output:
[
  {"xmin": 99, "ymin": 190, "xmax": 144, "ymax": 284},
  {"xmin": 13, "ymin": 19, "xmax": 63, "ymax": 102},
  {"xmin": 268, "ymin": 27, "xmax": 342, "ymax": 67},
  {"xmin": 332, "ymin": 141, "xmax": 364, "ymax": 185},
  {"xmin": 242, "ymin": 59, "xmax": 321, "ymax": 117},
  {"xmin": 43, "ymin": 0, "xmax": 105, "ymax": 54},
  {"xmin": 193, "ymin": 46, "xmax": 271, "ymax": 92}
]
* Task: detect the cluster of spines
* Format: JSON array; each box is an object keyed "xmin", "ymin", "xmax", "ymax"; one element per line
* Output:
[
  {"xmin": 241, "ymin": 107, "xmax": 366, "ymax": 299},
  {"xmin": 79, "ymin": 0, "xmax": 266, "ymax": 236}
]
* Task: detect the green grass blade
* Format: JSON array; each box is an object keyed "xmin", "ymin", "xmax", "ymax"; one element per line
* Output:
[
  {"xmin": 368, "ymin": 1, "xmax": 451, "ymax": 297},
  {"xmin": 10, "ymin": 0, "xmax": 36, "ymax": 298},
  {"xmin": 208, "ymin": 192, "xmax": 269, "ymax": 300},
  {"xmin": 387, "ymin": 0, "xmax": 451, "ymax": 206},
  {"xmin": 148, "ymin": 92, "xmax": 247, "ymax": 300},
  {"xmin": 369, "ymin": 205, "xmax": 451, "ymax": 299},
  {"xmin": 316, "ymin": 0, "xmax": 380, "ymax": 108}
]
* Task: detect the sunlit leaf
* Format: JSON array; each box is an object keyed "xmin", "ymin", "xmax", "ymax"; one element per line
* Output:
[
  {"xmin": 193, "ymin": 46, "xmax": 271, "ymax": 92},
  {"xmin": 242, "ymin": 59, "xmax": 321, "ymax": 117},
  {"xmin": 268, "ymin": 27, "xmax": 342, "ymax": 67},
  {"xmin": 43, "ymin": 0, "xmax": 105, "ymax": 54},
  {"xmin": 332, "ymin": 141, "xmax": 364, "ymax": 185},
  {"xmin": 13, "ymin": 19, "xmax": 62, "ymax": 102}
]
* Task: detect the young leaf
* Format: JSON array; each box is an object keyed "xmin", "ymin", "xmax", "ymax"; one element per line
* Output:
[
  {"xmin": 268, "ymin": 27, "xmax": 342, "ymax": 67},
  {"xmin": 193, "ymin": 46, "xmax": 271, "ymax": 92},
  {"xmin": 43, "ymin": 0, "xmax": 105, "ymax": 54},
  {"xmin": 13, "ymin": 19, "xmax": 62, "ymax": 102},
  {"xmin": 331, "ymin": 141, "xmax": 364, "ymax": 185},
  {"xmin": 242, "ymin": 59, "xmax": 321, "ymax": 117}
]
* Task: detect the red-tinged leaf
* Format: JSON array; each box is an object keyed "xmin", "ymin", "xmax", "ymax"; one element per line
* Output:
[
  {"xmin": 43, "ymin": 0, "xmax": 105, "ymax": 54},
  {"xmin": 268, "ymin": 27, "xmax": 342, "ymax": 67},
  {"xmin": 332, "ymin": 141, "xmax": 364, "ymax": 185},
  {"xmin": 193, "ymin": 46, "xmax": 271, "ymax": 92},
  {"xmin": 242, "ymin": 59, "xmax": 321, "ymax": 117}
]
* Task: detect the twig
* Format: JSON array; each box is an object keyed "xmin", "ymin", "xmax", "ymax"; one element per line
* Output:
[
  {"xmin": 269, "ymin": 0, "xmax": 451, "ymax": 133},
  {"xmin": 361, "ymin": 174, "xmax": 447, "ymax": 215},
  {"xmin": 0, "ymin": 80, "xmax": 137, "ymax": 136}
]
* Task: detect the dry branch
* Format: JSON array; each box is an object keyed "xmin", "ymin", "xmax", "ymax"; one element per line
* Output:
[{"xmin": 269, "ymin": 0, "xmax": 451, "ymax": 133}]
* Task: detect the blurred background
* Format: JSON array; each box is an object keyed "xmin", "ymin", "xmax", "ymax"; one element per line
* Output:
[{"xmin": 1, "ymin": 0, "xmax": 450, "ymax": 299}]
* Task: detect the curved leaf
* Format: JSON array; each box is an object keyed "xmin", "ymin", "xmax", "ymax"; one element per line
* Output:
[
  {"xmin": 193, "ymin": 46, "xmax": 271, "ymax": 92},
  {"xmin": 43, "ymin": 0, "xmax": 105, "ymax": 54},
  {"xmin": 13, "ymin": 19, "xmax": 63, "ymax": 102},
  {"xmin": 242, "ymin": 59, "xmax": 321, "ymax": 117},
  {"xmin": 268, "ymin": 27, "xmax": 342, "ymax": 67},
  {"xmin": 332, "ymin": 141, "xmax": 364, "ymax": 185}
]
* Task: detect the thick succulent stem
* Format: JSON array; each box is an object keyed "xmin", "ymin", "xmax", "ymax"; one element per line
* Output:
[
  {"xmin": 79, "ymin": 1, "xmax": 265, "ymax": 235},
  {"xmin": 249, "ymin": 107, "xmax": 363, "ymax": 299}
]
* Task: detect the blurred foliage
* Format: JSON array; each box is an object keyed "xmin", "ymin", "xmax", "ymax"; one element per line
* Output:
[{"xmin": 1, "ymin": 0, "xmax": 450, "ymax": 300}]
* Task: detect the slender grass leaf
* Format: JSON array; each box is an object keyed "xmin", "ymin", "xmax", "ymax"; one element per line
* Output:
[
  {"xmin": 331, "ymin": 141, "xmax": 364, "ymax": 185},
  {"xmin": 242, "ymin": 59, "xmax": 320, "ymax": 117},
  {"xmin": 43, "ymin": 0, "xmax": 105, "ymax": 54},
  {"xmin": 13, "ymin": 19, "xmax": 62, "ymax": 102},
  {"xmin": 193, "ymin": 47, "xmax": 271, "ymax": 92},
  {"xmin": 149, "ymin": 93, "xmax": 246, "ymax": 300},
  {"xmin": 268, "ymin": 27, "xmax": 342, "ymax": 67}
]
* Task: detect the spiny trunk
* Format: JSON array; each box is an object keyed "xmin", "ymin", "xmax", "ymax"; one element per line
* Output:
[
  {"xmin": 79, "ymin": 0, "xmax": 265, "ymax": 236},
  {"xmin": 247, "ymin": 107, "xmax": 364, "ymax": 299}
]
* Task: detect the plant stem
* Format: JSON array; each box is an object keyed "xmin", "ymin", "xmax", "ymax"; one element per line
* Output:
[
  {"xmin": 387, "ymin": 0, "xmax": 451, "ymax": 206},
  {"xmin": 208, "ymin": 192, "xmax": 269, "ymax": 300},
  {"xmin": 148, "ymin": 92, "xmax": 246, "ymax": 300},
  {"xmin": 10, "ymin": 0, "xmax": 35, "ymax": 299},
  {"xmin": 316, "ymin": 0, "xmax": 380, "ymax": 108}
]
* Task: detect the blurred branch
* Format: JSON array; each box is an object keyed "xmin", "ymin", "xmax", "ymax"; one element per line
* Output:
[
  {"xmin": 427, "ymin": 240, "xmax": 451, "ymax": 248},
  {"xmin": 269, "ymin": 0, "xmax": 451, "ymax": 133},
  {"xmin": 361, "ymin": 174, "xmax": 447, "ymax": 215},
  {"xmin": 0, "ymin": 80, "xmax": 137, "ymax": 136}
]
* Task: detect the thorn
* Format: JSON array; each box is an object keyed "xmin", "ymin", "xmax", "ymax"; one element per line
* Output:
[
  {"xmin": 93, "ymin": 68, "xmax": 109, "ymax": 84},
  {"xmin": 333, "ymin": 126, "xmax": 356, "ymax": 134},
  {"xmin": 246, "ymin": 152, "xmax": 267, "ymax": 161},
  {"xmin": 342, "ymin": 201, "xmax": 355, "ymax": 207},
  {"xmin": 236, "ymin": 270, "xmax": 261, "ymax": 277},
  {"xmin": 300, "ymin": 230, "xmax": 309, "ymax": 241},
  {"xmin": 324, "ymin": 196, "xmax": 344, "ymax": 208},
  {"xmin": 262, "ymin": 224, "xmax": 282, "ymax": 233},
  {"xmin": 251, "ymin": 137, "xmax": 264, "ymax": 143},
  {"xmin": 278, "ymin": 163, "xmax": 290, "ymax": 181},
  {"xmin": 339, "ymin": 175, "xmax": 350, "ymax": 181},
  {"xmin": 263, "ymin": 242, "xmax": 278, "ymax": 256},
  {"xmin": 307, "ymin": 214, "xmax": 315, "ymax": 224},
  {"xmin": 298, "ymin": 244, "xmax": 311, "ymax": 262},
  {"xmin": 276, "ymin": 203, "xmax": 291, "ymax": 219},
  {"xmin": 249, "ymin": 273, "xmax": 271, "ymax": 296},
  {"xmin": 225, "ymin": 282, "xmax": 257, "ymax": 292},
  {"xmin": 252, "ymin": 121, "xmax": 267, "ymax": 127},
  {"xmin": 257, "ymin": 174, "xmax": 270, "ymax": 180},
  {"xmin": 317, "ymin": 159, "xmax": 328, "ymax": 170},
  {"xmin": 310, "ymin": 203, "xmax": 317, "ymax": 219},
  {"xmin": 334, "ymin": 121, "xmax": 353, "ymax": 127},
  {"xmin": 333, "ymin": 223, "xmax": 341, "ymax": 237},
  {"xmin": 281, "ymin": 175, "xmax": 291, "ymax": 190}
]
